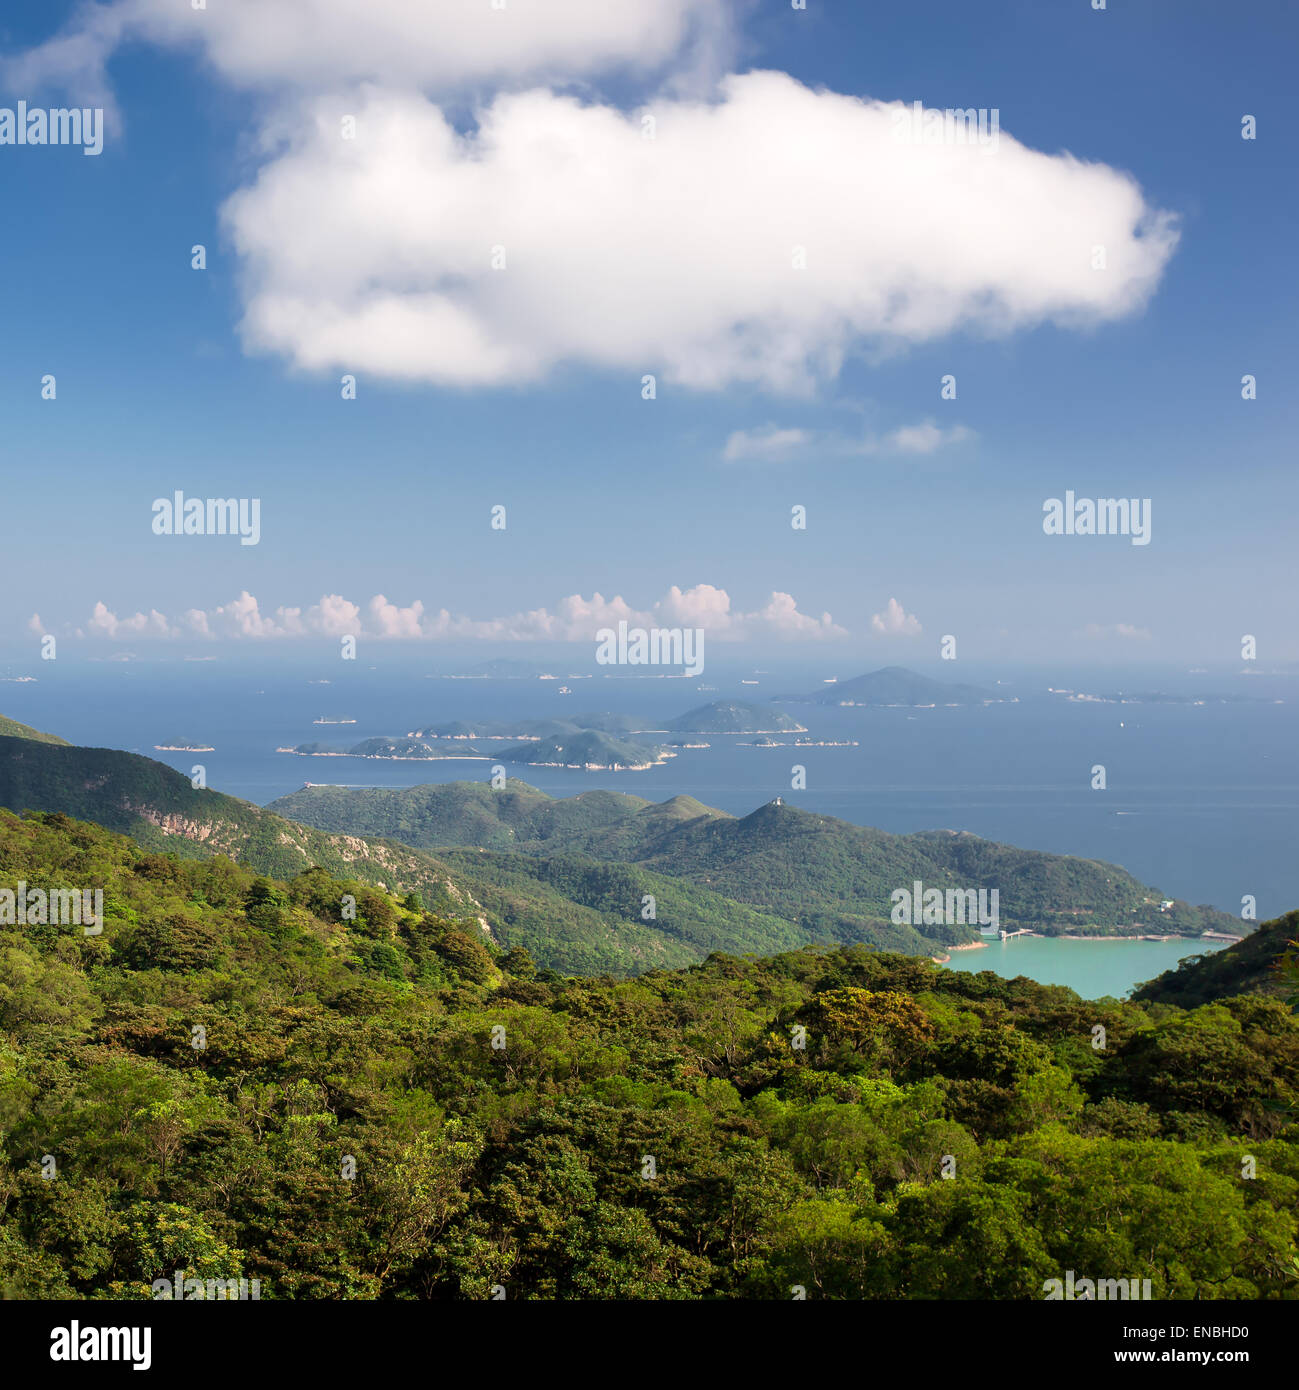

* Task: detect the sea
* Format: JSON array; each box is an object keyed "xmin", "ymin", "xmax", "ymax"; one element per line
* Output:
[{"xmin": 3, "ymin": 654, "xmax": 1294, "ymax": 997}]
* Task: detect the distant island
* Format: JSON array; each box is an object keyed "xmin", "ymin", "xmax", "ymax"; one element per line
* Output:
[
  {"xmin": 495, "ymin": 730, "xmax": 670, "ymax": 770},
  {"xmin": 781, "ymin": 666, "xmax": 1008, "ymax": 707},
  {"xmin": 154, "ymin": 740, "xmax": 216, "ymax": 752},
  {"xmin": 411, "ymin": 700, "xmax": 804, "ymax": 740},
  {"xmin": 436, "ymin": 659, "xmax": 585, "ymax": 680},
  {"xmin": 280, "ymin": 728, "xmax": 669, "ymax": 771},
  {"xmin": 408, "ymin": 718, "xmax": 574, "ymax": 741},
  {"xmin": 740, "ymin": 736, "xmax": 860, "ymax": 747},
  {"xmin": 664, "ymin": 700, "xmax": 806, "ymax": 734},
  {"xmin": 280, "ymin": 699, "xmax": 811, "ymax": 772},
  {"xmin": 281, "ymin": 738, "xmax": 488, "ymax": 760},
  {"xmin": 1048, "ymin": 688, "xmax": 1273, "ymax": 705}
]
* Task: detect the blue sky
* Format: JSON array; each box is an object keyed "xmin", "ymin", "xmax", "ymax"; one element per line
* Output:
[{"xmin": 1, "ymin": 0, "xmax": 1296, "ymax": 667}]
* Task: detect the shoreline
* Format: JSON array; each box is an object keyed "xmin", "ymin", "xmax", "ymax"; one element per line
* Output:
[
  {"xmin": 277, "ymin": 748, "xmax": 490, "ymax": 761},
  {"xmin": 1057, "ymin": 932, "xmax": 1239, "ymax": 944},
  {"xmin": 275, "ymin": 747, "xmax": 670, "ymax": 771},
  {"xmin": 931, "ymin": 939, "xmax": 992, "ymax": 964},
  {"xmin": 935, "ymin": 930, "xmax": 1236, "ymax": 963}
]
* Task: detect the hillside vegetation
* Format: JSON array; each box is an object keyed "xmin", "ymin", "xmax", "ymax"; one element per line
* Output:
[
  {"xmin": 1135, "ymin": 911, "xmax": 1299, "ymax": 1009},
  {"xmin": 0, "ymin": 737, "xmax": 809, "ymax": 975},
  {"xmin": 270, "ymin": 780, "xmax": 1239, "ymax": 942},
  {"xmin": 0, "ymin": 715, "xmax": 69, "ymax": 746},
  {"xmin": 0, "ymin": 808, "xmax": 1295, "ymax": 1300},
  {"xmin": 0, "ymin": 732, "xmax": 1246, "ymax": 979}
]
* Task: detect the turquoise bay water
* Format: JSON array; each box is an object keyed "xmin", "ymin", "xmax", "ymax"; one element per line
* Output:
[{"xmin": 943, "ymin": 934, "xmax": 1230, "ymax": 998}]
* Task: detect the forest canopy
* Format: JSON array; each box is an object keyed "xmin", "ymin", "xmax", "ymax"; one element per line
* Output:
[{"xmin": 0, "ymin": 809, "xmax": 1295, "ymax": 1300}]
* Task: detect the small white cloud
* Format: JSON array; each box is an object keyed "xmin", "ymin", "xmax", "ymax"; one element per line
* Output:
[
  {"xmin": 367, "ymin": 594, "xmax": 426, "ymax": 638},
  {"xmin": 85, "ymin": 601, "xmax": 172, "ymax": 639},
  {"xmin": 725, "ymin": 418, "xmax": 973, "ymax": 463},
  {"xmin": 27, "ymin": 614, "xmax": 44, "ymax": 635},
  {"xmin": 870, "ymin": 597, "xmax": 922, "ymax": 636},
  {"xmin": 750, "ymin": 591, "xmax": 846, "ymax": 639},
  {"xmin": 880, "ymin": 420, "xmax": 974, "ymax": 455},
  {"xmin": 722, "ymin": 424, "xmax": 811, "ymax": 462},
  {"xmin": 306, "ymin": 594, "xmax": 362, "ymax": 636},
  {"xmin": 1082, "ymin": 621, "xmax": 1152, "ymax": 641}
]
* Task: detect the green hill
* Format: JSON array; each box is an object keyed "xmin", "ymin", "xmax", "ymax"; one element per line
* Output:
[
  {"xmin": 0, "ymin": 739, "xmax": 805, "ymax": 974},
  {"xmin": 785, "ymin": 666, "xmax": 1000, "ymax": 706},
  {"xmin": 0, "ymin": 713, "xmax": 70, "ymax": 745},
  {"xmin": 1134, "ymin": 912, "xmax": 1297, "ymax": 1008},
  {"xmin": 496, "ymin": 730, "xmax": 667, "ymax": 769},
  {"xmin": 0, "ymin": 736, "xmax": 1247, "ymax": 976},
  {"xmin": 269, "ymin": 780, "xmax": 1238, "ymax": 944},
  {"xmin": 437, "ymin": 847, "xmax": 810, "ymax": 967},
  {"xmin": 665, "ymin": 699, "xmax": 805, "ymax": 733},
  {"xmin": 0, "ymin": 734, "xmax": 498, "ymax": 925},
  {"xmin": 410, "ymin": 718, "xmax": 574, "ymax": 740},
  {"xmin": 271, "ymin": 779, "xmax": 653, "ymax": 851},
  {"xmin": 289, "ymin": 736, "xmax": 487, "ymax": 759}
]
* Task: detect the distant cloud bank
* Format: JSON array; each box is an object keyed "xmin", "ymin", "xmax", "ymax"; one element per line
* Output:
[{"xmin": 44, "ymin": 584, "xmax": 849, "ymax": 644}]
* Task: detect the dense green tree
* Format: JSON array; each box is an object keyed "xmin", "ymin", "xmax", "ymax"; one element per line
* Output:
[{"xmin": 0, "ymin": 809, "xmax": 1294, "ymax": 1301}]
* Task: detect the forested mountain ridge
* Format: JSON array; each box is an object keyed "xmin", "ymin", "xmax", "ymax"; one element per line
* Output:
[
  {"xmin": 270, "ymin": 779, "xmax": 1240, "ymax": 940},
  {"xmin": 1135, "ymin": 911, "xmax": 1299, "ymax": 1009},
  {"xmin": 0, "ymin": 733, "xmax": 497, "ymax": 930},
  {"xmin": 0, "ymin": 714, "xmax": 69, "ymax": 746},
  {"xmin": 0, "ymin": 738, "xmax": 800, "ymax": 974},
  {"xmin": 0, "ymin": 731, "xmax": 1245, "ymax": 976},
  {"xmin": 0, "ymin": 808, "xmax": 1295, "ymax": 1300}
]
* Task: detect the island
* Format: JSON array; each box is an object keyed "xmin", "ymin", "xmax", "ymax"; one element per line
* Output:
[
  {"xmin": 495, "ymin": 731, "xmax": 671, "ymax": 771},
  {"xmin": 1049, "ymin": 689, "xmax": 1271, "ymax": 705},
  {"xmin": 278, "ymin": 729, "xmax": 670, "ymax": 771},
  {"xmin": 409, "ymin": 700, "xmax": 804, "ymax": 740},
  {"xmin": 664, "ymin": 700, "xmax": 807, "ymax": 734},
  {"xmin": 781, "ymin": 666, "xmax": 1007, "ymax": 707},
  {"xmin": 280, "ymin": 738, "xmax": 489, "ymax": 760}
]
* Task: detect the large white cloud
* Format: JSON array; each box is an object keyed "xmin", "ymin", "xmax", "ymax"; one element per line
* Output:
[
  {"xmin": 218, "ymin": 74, "xmax": 1178, "ymax": 392},
  {"xmin": 58, "ymin": 584, "xmax": 846, "ymax": 643},
  {"xmin": 4, "ymin": 6, "xmax": 1178, "ymax": 395},
  {"xmin": 3, "ymin": 0, "xmax": 723, "ymax": 102}
]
